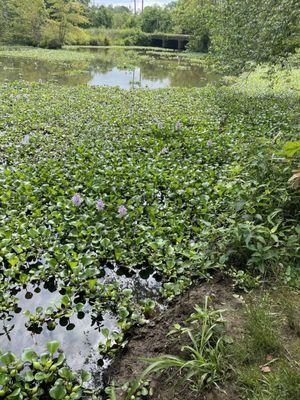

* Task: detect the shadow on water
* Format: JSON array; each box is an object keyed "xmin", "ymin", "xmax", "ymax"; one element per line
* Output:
[{"xmin": 0, "ymin": 47, "xmax": 219, "ymax": 89}]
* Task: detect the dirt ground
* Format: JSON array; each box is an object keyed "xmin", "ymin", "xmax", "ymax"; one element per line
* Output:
[{"xmin": 106, "ymin": 275, "xmax": 244, "ymax": 399}]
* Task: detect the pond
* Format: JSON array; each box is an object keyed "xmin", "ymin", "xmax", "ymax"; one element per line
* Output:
[
  {"xmin": 0, "ymin": 47, "xmax": 219, "ymax": 89},
  {"xmin": 0, "ymin": 260, "xmax": 161, "ymax": 383},
  {"xmin": 0, "ymin": 47, "xmax": 219, "ymax": 392}
]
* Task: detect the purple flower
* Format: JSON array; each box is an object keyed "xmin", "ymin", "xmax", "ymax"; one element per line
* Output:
[
  {"xmin": 207, "ymin": 140, "xmax": 213, "ymax": 147},
  {"xmin": 96, "ymin": 199, "xmax": 105, "ymax": 211},
  {"xmin": 159, "ymin": 147, "xmax": 169, "ymax": 155},
  {"xmin": 21, "ymin": 134, "xmax": 30, "ymax": 145},
  {"xmin": 175, "ymin": 120, "xmax": 182, "ymax": 130},
  {"xmin": 157, "ymin": 122, "xmax": 164, "ymax": 129},
  {"xmin": 118, "ymin": 205, "xmax": 127, "ymax": 217},
  {"xmin": 72, "ymin": 193, "xmax": 83, "ymax": 206}
]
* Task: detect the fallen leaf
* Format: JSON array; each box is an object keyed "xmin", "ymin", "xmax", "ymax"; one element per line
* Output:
[{"xmin": 261, "ymin": 366, "xmax": 271, "ymax": 373}]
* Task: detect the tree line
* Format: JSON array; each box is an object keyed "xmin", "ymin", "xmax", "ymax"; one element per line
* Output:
[
  {"xmin": 0, "ymin": 0, "xmax": 298, "ymax": 70},
  {"xmin": 0, "ymin": 1, "xmax": 177, "ymax": 48}
]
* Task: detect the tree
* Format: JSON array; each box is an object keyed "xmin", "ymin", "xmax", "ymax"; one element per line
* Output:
[
  {"xmin": 47, "ymin": 0, "xmax": 88, "ymax": 47},
  {"xmin": 111, "ymin": 6, "xmax": 139, "ymax": 29},
  {"xmin": 0, "ymin": 1, "xmax": 9, "ymax": 40},
  {"xmin": 89, "ymin": 5, "xmax": 113, "ymax": 28},
  {"xmin": 140, "ymin": 6, "xmax": 173, "ymax": 33},
  {"xmin": 174, "ymin": 0, "xmax": 216, "ymax": 51},
  {"xmin": 1, "ymin": 0, "xmax": 47, "ymax": 45},
  {"xmin": 211, "ymin": 0, "xmax": 300, "ymax": 71}
]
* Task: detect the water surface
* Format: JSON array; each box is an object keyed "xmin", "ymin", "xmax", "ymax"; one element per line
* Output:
[{"xmin": 0, "ymin": 47, "xmax": 219, "ymax": 89}]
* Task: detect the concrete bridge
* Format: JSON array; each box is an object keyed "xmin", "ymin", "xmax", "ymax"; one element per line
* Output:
[{"xmin": 149, "ymin": 34, "xmax": 190, "ymax": 50}]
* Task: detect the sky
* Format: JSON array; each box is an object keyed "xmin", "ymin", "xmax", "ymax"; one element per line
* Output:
[{"xmin": 90, "ymin": 0, "xmax": 171, "ymax": 8}]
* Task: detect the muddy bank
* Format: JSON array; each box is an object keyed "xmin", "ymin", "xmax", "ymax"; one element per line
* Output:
[{"xmin": 105, "ymin": 276, "xmax": 244, "ymax": 399}]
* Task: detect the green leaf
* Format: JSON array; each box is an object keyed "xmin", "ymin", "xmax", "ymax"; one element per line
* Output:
[
  {"xmin": 49, "ymin": 384, "xmax": 67, "ymax": 400},
  {"xmin": 282, "ymin": 141, "xmax": 300, "ymax": 157},
  {"xmin": 0, "ymin": 352, "xmax": 16, "ymax": 365},
  {"xmin": 58, "ymin": 367, "xmax": 74, "ymax": 380},
  {"xmin": 0, "ymin": 372, "xmax": 9, "ymax": 385},
  {"xmin": 102, "ymin": 328, "xmax": 110, "ymax": 338},
  {"xmin": 35, "ymin": 371, "xmax": 49, "ymax": 381},
  {"xmin": 7, "ymin": 387, "xmax": 21, "ymax": 398},
  {"xmin": 81, "ymin": 370, "xmax": 91, "ymax": 383},
  {"xmin": 47, "ymin": 341, "xmax": 60, "ymax": 356},
  {"xmin": 21, "ymin": 348, "xmax": 38, "ymax": 363},
  {"xmin": 24, "ymin": 371, "xmax": 35, "ymax": 382},
  {"xmin": 55, "ymin": 353, "xmax": 65, "ymax": 366}
]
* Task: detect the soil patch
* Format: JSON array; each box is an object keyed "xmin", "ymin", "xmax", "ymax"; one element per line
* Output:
[{"xmin": 106, "ymin": 275, "xmax": 244, "ymax": 399}]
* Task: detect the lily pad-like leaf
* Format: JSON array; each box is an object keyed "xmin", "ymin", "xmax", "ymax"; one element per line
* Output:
[
  {"xmin": 59, "ymin": 366, "xmax": 74, "ymax": 380},
  {"xmin": 6, "ymin": 387, "xmax": 21, "ymax": 398},
  {"xmin": 35, "ymin": 371, "xmax": 49, "ymax": 381},
  {"xmin": 21, "ymin": 348, "xmax": 38, "ymax": 363},
  {"xmin": 0, "ymin": 372, "xmax": 9, "ymax": 385},
  {"xmin": 24, "ymin": 370, "xmax": 35, "ymax": 382},
  {"xmin": 49, "ymin": 383, "xmax": 67, "ymax": 400},
  {"xmin": 47, "ymin": 341, "xmax": 60, "ymax": 356},
  {"xmin": 81, "ymin": 370, "xmax": 91, "ymax": 383},
  {"xmin": 55, "ymin": 352, "xmax": 65, "ymax": 366},
  {"xmin": 0, "ymin": 352, "xmax": 16, "ymax": 365}
]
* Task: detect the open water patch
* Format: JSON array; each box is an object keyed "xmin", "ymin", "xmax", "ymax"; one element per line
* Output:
[{"xmin": 0, "ymin": 261, "xmax": 162, "ymax": 384}]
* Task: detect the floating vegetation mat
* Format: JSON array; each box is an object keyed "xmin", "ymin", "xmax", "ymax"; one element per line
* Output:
[{"xmin": 0, "ymin": 81, "xmax": 299, "ymax": 394}]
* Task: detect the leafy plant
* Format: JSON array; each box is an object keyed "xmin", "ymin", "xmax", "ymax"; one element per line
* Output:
[
  {"xmin": 282, "ymin": 141, "xmax": 300, "ymax": 189},
  {"xmin": 105, "ymin": 379, "xmax": 153, "ymax": 400},
  {"xmin": 228, "ymin": 269, "xmax": 261, "ymax": 292},
  {"xmin": 132, "ymin": 297, "xmax": 227, "ymax": 394},
  {"xmin": 0, "ymin": 341, "xmax": 92, "ymax": 399}
]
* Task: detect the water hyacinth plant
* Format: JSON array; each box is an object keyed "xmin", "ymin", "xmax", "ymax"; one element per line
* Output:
[
  {"xmin": 0, "ymin": 341, "xmax": 93, "ymax": 399},
  {"xmin": 96, "ymin": 199, "xmax": 105, "ymax": 211},
  {"xmin": 72, "ymin": 193, "xmax": 83, "ymax": 206},
  {"xmin": 118, "ymin": 205, "xmax": 127, "ymax": 217},
  {"xmin": 0, "ymin": 77, "xmax": 299, "ymax": 398}
]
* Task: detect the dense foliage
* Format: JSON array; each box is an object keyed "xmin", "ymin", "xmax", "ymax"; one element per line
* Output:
[
  {"xmin": 0, "ymin": 341, "xmax": 92, "ymax": 399},
  {"xmin": 0, "ymin": 0, "xmax": 87, "ymax": 48},
  {"xmin": 211, "ymin": 0, "xmax": 300, "ymax": 71},
  {"xmin": 0, "ymin": 0, "xmax": 298, "ymax": 71},
  {"xmin": 0, "ymin": 80, "xmax": 299, "ymax": 398},
  {"xmin": 0, "ymin": 1, "xmax": 175, "ymax": 48},
  {"xmin": 174, "ymin": 0, "xmax": 299, "ymax": 68}
]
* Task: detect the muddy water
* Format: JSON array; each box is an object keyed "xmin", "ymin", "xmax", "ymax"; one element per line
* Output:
[{"xmin": 0, "ymin": 47, "xmax": 219, "ymax": 89}]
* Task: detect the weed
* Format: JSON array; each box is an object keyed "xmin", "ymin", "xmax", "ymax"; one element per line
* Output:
[
  {"xmin": 242, "ymin": 297, "xmax": 282, "ymax": 362},
  {"xmin": 239, "ymin": 364, "xmax": 300, "ymax": 400},
  {"xmin": 133, "ymin": 297, "xmax": 228, "ymax": 394}
]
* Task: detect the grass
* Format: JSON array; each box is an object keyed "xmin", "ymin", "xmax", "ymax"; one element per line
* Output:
[
  {"xmin": 109, "ymin": 288, "xmax": 300, "ymax": 399},
  {"xmin": 243, "ymin": 297, "xmax": 282, "ymax": 360},
  {"xmin": 233, "ymin": 291, "xmax": 300, "ymax": 400},
  {"xmin": 115, "ymin": 297, "xmax": 228, "ymax": 398},
  {"xmin": 228, "ymin": 64, "xmax": 300, "ymax": 94}
]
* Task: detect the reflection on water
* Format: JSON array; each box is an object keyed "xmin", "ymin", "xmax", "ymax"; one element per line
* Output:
[
  {"xmin": 0, "ymin": 47, "xmax": 219, "ymax": 89},
  {"xmin": 88, "ymin": 67, "xmax": 170, "ymax": 89},
  {"xmin": 0, "ymin": 284, "xmax": 112, "ymax": 371},
  {"xmin": 0, "ymin": 263, "xmax": 161, "ymax": 380}
]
